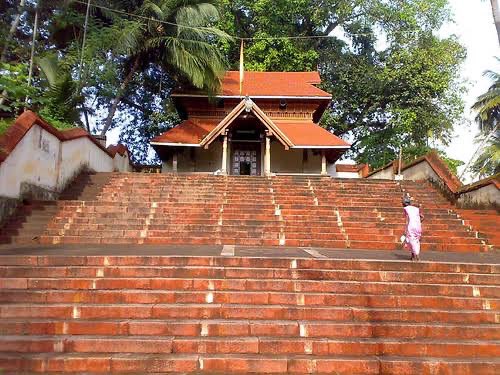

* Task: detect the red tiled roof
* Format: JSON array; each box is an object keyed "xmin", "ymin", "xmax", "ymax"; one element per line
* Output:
[
  {"xmin": 153, "ymin": 118, "xmax": 350, "ymax": 149},
  {"xmin": 151, "ymin": 119, "xmax": 219, "ymax": 144},
  {"xmin": 335, "ymin": 164, "xmax": 366, "ymax": 173},
  {"xmin": 458, "ymin": 173, "xmax": 500, "ymax": 194},
  {"xmin": 273, "ymin": 120, "xmax": 350, "ymax": 148},
  {"xmin": 223, "ymin": 71, "xmax": 331, "ymax": 97},
  {"xmin": 402, "ymin": 151, "xmax": 463, "ymax": 193},
  {"xmin": 0, "ymin": 111, "xmax": 117, "ymax": 164},
  {"xmin": 174, "ymin": 71, "xmax": 332, "ymax": 98},
  {"xmin": 364, "ymin": 151, "xmax": 463, "ymax": 193}
]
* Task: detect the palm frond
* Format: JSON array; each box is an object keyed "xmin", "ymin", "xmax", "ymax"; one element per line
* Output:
[{"xmin": 37, "ymin": 55, "xmax": 61, "ymax": 90}]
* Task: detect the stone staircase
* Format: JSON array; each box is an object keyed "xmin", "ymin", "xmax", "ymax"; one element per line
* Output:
[
  {"xmin": 0, "ymin": 173, "xmax": 113, "ymax": 245},
  {"xmin": 0, "ymin": 255, "xmax": 498, "ymax": 373},
  {"xmin": 0, "ymin": 173, "xmax": 496, "ymax": 251},
  {"xmin": 457, "ymin": 209, "xmax": 500, "ymax": 249}
]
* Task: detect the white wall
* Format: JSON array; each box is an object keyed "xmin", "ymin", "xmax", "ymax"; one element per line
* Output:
[
  {"xmin": 60, "ymin": 137, "xmax": 114, "ymax": 188},
  {"xmin": 458, "ymin": 184, "xmax": 499, "ymax": 207},
  {"xmin": 329, "ymin": 164, "xmax": 360, "ymax": 178},
  {"xmin": 162, "ymin": 146, "xmax": 222, "ymax": 173},
  {"xmin": 0, "ymin": 123, "xmax": 129, "ymax": 199},
  {"xmin": 402, "ymin": 162, "xmax": 440, "ymax": 182},
  {"xmin": 113, "ymin": 152, "xmax": 131, "ymax": 173},
  {"xmin": 271, "ymin": 144, "xmax": 322, "ymax": 174},
  {"xmin": 0, "ymin": 125, "xmax": 59, "ymax": 198},
  {"xmin": 367, "ymin": 166, "xmax": 394, "ymax": 180}
]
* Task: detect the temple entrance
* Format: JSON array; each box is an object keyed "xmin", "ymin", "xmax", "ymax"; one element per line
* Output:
[{"xmin": 231, "ymin": 144, "xmax": 261, "ymax": 176}]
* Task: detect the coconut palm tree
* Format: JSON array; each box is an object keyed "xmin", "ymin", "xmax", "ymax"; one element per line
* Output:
[
  {"xmin": 99, "ymin": 0, "xmax": 231, "ymax": 136},
  {"xmin": 471, "ymin": 67, "xmax": 500, "ymax": 132},
  {"xmin": 470, "ymin": 63, "xmax": 500, "ymax": 178},
  {"xmin": 37, "ymin": 53, "xmax": 84, "ymax": 127}
]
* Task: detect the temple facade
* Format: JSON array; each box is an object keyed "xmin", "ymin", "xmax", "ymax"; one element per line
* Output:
[{"xmin": 152, "ymin": 71, "xmax": 350, "ymax": 176}]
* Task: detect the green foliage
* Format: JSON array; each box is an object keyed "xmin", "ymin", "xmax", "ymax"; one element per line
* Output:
[
  {"xmin": 472, "ymin": 60, "xmax": 500, "ymax": 133},
  {"xmin": 437, "ymin": 152, "xmax": 464, "ymax": 176},
  {"xmin": 0, "ymin": 118, "xmax": 14, "ymax": 135},
  {"xmin": 37, "ymin": 54, "xmax": 83, "ymax": 127},
  {"xmin": 0, "ymin": 60, "xmax": 78, "ymax": 130},
  {"xmin": 470, "ymin": 134, "xmax": 500, "ymax": 179},
  {"xmin": 0, "ymin": 62, "xmax": 37, "ymax": 114}
]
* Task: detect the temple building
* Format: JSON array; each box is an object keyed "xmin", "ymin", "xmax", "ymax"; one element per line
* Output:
[{"xmin": 151, "ymin": 71, "xmax": 350, "ymax": 176}]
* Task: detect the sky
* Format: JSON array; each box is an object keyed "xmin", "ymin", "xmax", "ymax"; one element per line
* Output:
[
  {"xmin": 441, "ymin": 0, "xmax": 498, "ymax": 181},
  {"xmin": 106, "ymin": 1, "xmax": 499, "ymax": 182}
]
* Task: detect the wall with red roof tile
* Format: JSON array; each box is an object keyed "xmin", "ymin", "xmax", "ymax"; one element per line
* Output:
[
  {"xmin": 0, "ymin": 111, "xmax": 131, "ymax": 199},
  {"xmin": 457, "ymin": 174, "xmax": 500, "ymax": 208},
  {"xmin": 365, "ymin": 151, "xmax": 499, "ymax": 208}
]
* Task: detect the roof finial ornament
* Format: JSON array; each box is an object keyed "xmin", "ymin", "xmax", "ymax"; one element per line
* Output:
[{"xmin": 244, "ymin": 96, "xmax": 253, "ymax": 112}]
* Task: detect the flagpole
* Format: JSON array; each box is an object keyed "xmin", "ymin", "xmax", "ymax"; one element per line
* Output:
[{"xmin": 239, "ymin": 39, "xmax": 244, "ymax": 97}]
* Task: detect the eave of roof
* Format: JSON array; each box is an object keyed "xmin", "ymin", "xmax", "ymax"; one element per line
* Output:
[
  {"xmin": 273, "ymin": 120, "xmax": 350, "ymax": 148},
  {"xmin": 151, "ymin": 119, "xmax": 219, "ymax": 145}
]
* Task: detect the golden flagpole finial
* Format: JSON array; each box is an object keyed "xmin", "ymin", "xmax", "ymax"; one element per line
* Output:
[{"xmin": 239, "ymin": 39, "xmax": 244, "ymax": 97}]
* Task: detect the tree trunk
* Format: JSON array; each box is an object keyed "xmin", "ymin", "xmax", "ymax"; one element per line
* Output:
[
  {"xmin": 100, "ymin": 57, "xmax": 140, "ymax": 136},
  {"xmin": 83, "ymin": 107, "xmax": 91, "ymax": 132},
  {"xmin": 491, "ymin": 0, "xmax": 500, "ymax": 45},
  {"xmin": 1, "ymin": 0, "xmax": 27, "ymax": 62}
]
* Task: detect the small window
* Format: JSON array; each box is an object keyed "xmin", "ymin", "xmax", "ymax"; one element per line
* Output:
[{"xmin": 279, "ymin": 99, "xmax": 287, "ymax": 110}]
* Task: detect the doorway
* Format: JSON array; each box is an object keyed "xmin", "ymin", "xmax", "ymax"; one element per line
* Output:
[{"xmin": 231, "ymin": 145, "xmax": 261, "ymax": 176}]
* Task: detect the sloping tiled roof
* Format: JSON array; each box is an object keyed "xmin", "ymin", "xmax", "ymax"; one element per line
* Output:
[
  {"xmin": 175, "ymin": 71, "xmax": 332, "ymax": 98},
  {"xmin": 153, "ymin": 117, "xmax": 350, "ymax": 149},
  {"xmin": 273, "ymin": 120, "xmax": 350, "ymax": 148},
  {"xmin": 0, "ymin": 111, "xmax": 116, "ymax": 164},
  {"xmin": 402, "ymin": 151, "xmax": 463, "ymax": 193},
  {"xmin": 458, "ymin": 173, "xmax": 500, "ymax": 194},
  {"xmin": 151, "ymin": 119, "xmax": 220, "ymax": 145},
  {"xmin": 335, "ymin": 164, "xmax": 367, "ymax": 173},
  {"xmin": 364, "ymin": 151, "xmax": 464, "ymax": 194}
]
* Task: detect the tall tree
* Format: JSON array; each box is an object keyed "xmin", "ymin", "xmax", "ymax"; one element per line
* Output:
[
  {"xmin": 98, "ymin": 0, "xmax": 230, "ymax": 136},
  {"xmin": 218, "ymin": 0, "xmax": 466, "ymax": 168},
  {"xmin": 0, "ymin": 0, "xmax": 26, "ymax": 62}
]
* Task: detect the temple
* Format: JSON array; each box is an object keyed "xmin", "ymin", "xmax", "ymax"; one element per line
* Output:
[{"xmin": 151, "ymin": 71, "xmax": 350, "ymax": 175}]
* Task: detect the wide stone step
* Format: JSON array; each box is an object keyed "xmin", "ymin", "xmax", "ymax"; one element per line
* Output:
[
  {"xmin": 0, "ymin": 303, "xmax": 497, "ymax": 324},
  {"xmin": 1, "ymin": 319, "xmax": 498, "ymax": 340},
  {"xmin": 2, "ymin": 264, "xmax": 499, "ymax": 284},
  {"xmin": 2, "ymin": 276, "xmax": 499, "ymax": 297},
  {"xmin": 1, "ymin": 352, "xmax": 498, "ymax": 374},
  {"xmin": 0, "ymin": 289, "xmax": 497, "ymax": 310},
  {"xmin": 1, "ymin": 335, "xmax": 498, "ymax": 358},
  {"xmin": 0, "ymin": 255, "xmax": 497, "ymax": 273}
]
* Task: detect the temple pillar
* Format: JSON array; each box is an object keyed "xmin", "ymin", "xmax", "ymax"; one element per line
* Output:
[
  {"xmin": 321, "ymin": 151, "xmax": 327, "ymax": 175},
  {"xmin": 172, "ymin": 153, "xmax": 178, "ymax": 173},
  {"xmin": 264, "ymin": 135, "xmax": 271, "ymax": 176},
  {"xmin": 221, "ymin": 134, "xmax": 228, "ymax": 174}
]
